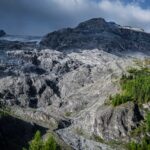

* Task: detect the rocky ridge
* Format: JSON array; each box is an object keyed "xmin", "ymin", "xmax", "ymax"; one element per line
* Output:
[{"xmin": 40, "ymin": 18, "xmax": 150, "ymax": 54}]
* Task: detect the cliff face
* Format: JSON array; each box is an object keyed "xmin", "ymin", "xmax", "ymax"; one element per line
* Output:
[
  {"xmin": 0, "ymin": 112, "xmax": 47, "ymax": 150},
  {"xmin": 40, "ymin": 18, "xmax": 150, "ymax": 53}
]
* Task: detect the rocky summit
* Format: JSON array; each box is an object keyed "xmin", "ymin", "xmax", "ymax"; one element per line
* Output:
[
  {"xmin": 0, "ymin": 18, "xmax": 150, "ymax": 150},
  {"xmin": 40, "ymin": 18, "xmax": 150, "ymax": 54}
]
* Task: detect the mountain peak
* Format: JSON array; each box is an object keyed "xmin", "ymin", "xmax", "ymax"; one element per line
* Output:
[
  {"xmin": 76, "ymin": 18, "xmax": 108, "ymax": 30},
  {"xmin": 40, "ymin": 18, "xmax": 150, "ymax": 52}
]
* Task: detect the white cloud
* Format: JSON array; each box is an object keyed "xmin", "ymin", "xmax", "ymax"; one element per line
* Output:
[
  {"xmin": 97, "ymin": 0, "xmax": 150, "ymax": 31},
  {"xmin": 1, "ymin": 0, "xmax": 150, "ymax": 35},
  {"xmin": 47, "ymin": 0, "xmax": 150, "ymax": 32}
]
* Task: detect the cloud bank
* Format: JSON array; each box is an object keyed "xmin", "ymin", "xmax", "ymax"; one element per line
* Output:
[{"xmin": 0, "ymin": 0, "xmax": 150, "ymax": 35}]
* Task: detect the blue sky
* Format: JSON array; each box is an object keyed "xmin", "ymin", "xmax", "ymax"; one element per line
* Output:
[
  {"xmin": 0, "ymin": 0, "xmax": 150, "ymax": 35},
  {"xmin": 123, "ymin": 0, "xmax": 150, "ymax": 8}
]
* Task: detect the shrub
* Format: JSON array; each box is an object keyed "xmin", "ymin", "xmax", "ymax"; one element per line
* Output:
[
  {"xmin": 130, "ymin": 123, "xmax": 146, "ymax": 137},
  {"xmin": 128, "ymin": 112, "xmax": 150, "ymax": 149},
  {"xmin": 111, "ymin": 94, "xmax": 132, "ymax": 106},
  {"xmin": 110, "ymin": 68, "xmax": 150, "ymax": 106},
  {"xmin": 44, "ymin": 135, "xmax": 57, "ymax": 150},
  {"xmin": 146, "ymin": 112, "xmax": 150, "ymax": 132},
  {"xmin": 127, "ymin": 136, "xmax": 150, "ymax": 150},
  {"xmin": 23, "ymin": 131, "xmax": 60, "ymax": 150},
  {"xmin": 29, "ymin": 131, "xmax": 43, "ymax": 150}
]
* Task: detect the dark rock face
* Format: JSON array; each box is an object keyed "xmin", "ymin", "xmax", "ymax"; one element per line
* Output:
[
  {"xmin": 57, "ymin": 119, "xmax": 72, "ymax": 130},
  {"xmin": 94, "ymin": 102, "xmax": 143, "ymax": 141},
  {"xmin": 0, "ymin": 30, "xmax": 6, "ymax": 37},
  {"xmin": 0, "ymin": 113, "xmax": 47, "ymax": 150},
  {"xmin": 40, "ymin": 18, "xmax": 150, "ymax": 52}
]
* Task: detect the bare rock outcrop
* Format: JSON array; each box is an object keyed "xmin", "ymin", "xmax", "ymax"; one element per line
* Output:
[
  {"xmin": 94, "ymin": 102, "xmax": 143, "ymax": 141},
  {"xmin": 40, "ymin": 18, "xmax": 150, "ymax": 53},
  {"xmin": 0, "ymin": 30, "xmax": 6, "ymax": 37}
]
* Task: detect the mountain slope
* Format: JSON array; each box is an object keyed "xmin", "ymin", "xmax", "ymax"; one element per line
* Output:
[{"xmin": 40, "ymin": 18, "xmax": 150, "ymax": 53}]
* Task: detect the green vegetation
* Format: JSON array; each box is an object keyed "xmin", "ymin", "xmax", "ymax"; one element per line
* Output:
[
  {"xmin": 28, "ymin": 131, "xmax": 43, "ymax": 150},
  {"xmin": 110, "ymin": 68, "xmax": 150, "ymax": 106},
  {"xmin": 0, "ymin": 101, "xmax": 11, "ymax": 116},
  {"xmin": 0, "ymin": 107, "xmax": 11, "ymax": 117},
  {"xmin": 128, "ymin": 112, "xmax": 150, "ymax": 150},
  {"xmin": 44, "ymin": 135, "xmax": 58, "ymax": 150},
  {"xmin": 110, "ymin": 94, "xmax": 132, "ymax": 106},
  {"xmin": 0, "ymin": 109, "xmax": 9, "ymax": 116},
  {"xmin": 23, "ymin": 131, "xmax": 61, "ymax": 150},
  {"xmin": 146, "ymin": 112, "xmax": 150, "ymax": 132},
  {"xmin": 130, "ymin": 123, "xmax": 146, "ymax": 137},
  {"xmin": 131, "ymin": 112, "xmax": 150, "ymax": 137},
  {"xmin": 109, "ymin": 66, "xmax": 150, "ymax": 150},
  {"xmin": 93, "ymin": 135, "xmax": 104, "ymax": 143},
  {"xmin": 65, "ymin": 112, "xmax": 72, "ymax": 117},
  {"xmin": 127, "ymin": 136, "xmax": 150, "ymax": 150}
]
